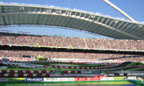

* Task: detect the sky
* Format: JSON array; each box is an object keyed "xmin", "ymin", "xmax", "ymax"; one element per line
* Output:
[{"xmin": 0, "ymin": 0, "xmax": 144, "ymax": 38}]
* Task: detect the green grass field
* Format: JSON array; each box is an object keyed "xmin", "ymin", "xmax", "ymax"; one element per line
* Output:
[{"xmin": 1, "ymin": 80, "xmax": 143, "ymax": 86}]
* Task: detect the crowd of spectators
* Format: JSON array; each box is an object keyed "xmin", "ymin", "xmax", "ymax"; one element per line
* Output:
[
  {"xmin": 0, "ymin": 50, "xmax": 144, "ymax": 63},
  {"xmin": 0, "ymin": 35, "xmax": 144, "ymax": 63},
  {"xmin": 0, "ymin": 35, "xmax": 144, "ymax": 50},
  {"xmin": 0, "ymin": 36, "xmax": 85, "ymax": 48}
]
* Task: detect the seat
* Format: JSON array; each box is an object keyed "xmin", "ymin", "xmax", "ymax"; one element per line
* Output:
[
  {"xmin": 74, "ymin": 66, "xmax": 77, "ymax": 69},
  {"xmin": 26, "ymin": 70, "xmax": 31, "ymax": 73},
  {"xmin": 2, "ymin": 70, "xmax": 7, "ymax": 73},
  {"xmin": 71, "ymin": 71, "xmax": 75, "ymax": 74},
  {"xmin": 10, "ymin": 70, "xmax": 15, "ymax": 74},
  {"xmin": 45, "ymin": 73, "xmax": 50, "ymax": 77},
  {"xmin": 42, "ymin": 70, "xmax": 46, "ymax": 73},
  {"xmin": 57, "ymin": 66, "xmax": 60, "ymax": 69},
  {"xmin": 36, "ymin": 73, "xmax": 41, "ymax": 77},
  {"xmin": 0, "ymin": 73, "xmax": 4, "ymax": 77},
  {"xmin": 68, "ymin": 66, "xmax": 71, "ymax": 69},
  {"xmin": 64, "ymin": 71, "xmax": 68, "ymax": 74},
  {"xmin": 77, "ymin": 71, "xmax": 81, "ymax": 74},
  {"xmin": 8, "ymin": 73, "xmax": 14, "ymax": 77},
  {"xmin": 34, "ymin": 70, "xmax": 38, "ymax": 73},
  {"xmin": 27, "ymin": 73, "xmax": 33, "ymax": 77}
]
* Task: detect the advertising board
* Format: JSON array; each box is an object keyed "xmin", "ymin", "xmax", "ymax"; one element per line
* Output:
[
  {"xmin": 7, "ymin": 78, "xmax": 26, "ymax": 82},
  {"xmin": 113, "ymin": 77, "xmax": 125, "ymax": 80},
  {"xmin": 127, "ymin": 76, "xmax": 137, "ymax": 80},
  {"xmin": 26, "ymin": 78, "xmax": 43, "ymax": 82},
  {"xmin": 44, "ymin": 78, "xmax": 75, "ymax": 82},
  {"xmin": 75, "ymin": 76, "xmax": 100, "ymax": 81},
  {"xmin": 107, "ymin": 77, "xmax": 114, "ymax": 80},
  {"xmin": 0, "ymin": 78, "xmax": 7, "ymax": 82},
  {"xmin": 81, "ymin": 71, "xmax": 92, "ymax": 74}
]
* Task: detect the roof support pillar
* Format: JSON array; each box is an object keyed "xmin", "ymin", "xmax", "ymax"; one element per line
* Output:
[{"xmin": 103, "ymin": 0, "xmax": 136, "ymax": 22}]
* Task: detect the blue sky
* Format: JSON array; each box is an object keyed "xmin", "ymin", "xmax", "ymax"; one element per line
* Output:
[{"xmin": 0, "ymin": 0, "xmax": 144, "ymax": 38}]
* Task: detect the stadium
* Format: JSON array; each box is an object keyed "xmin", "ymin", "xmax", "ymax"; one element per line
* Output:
[{"xmin": 0, "ymin": 0, "xmax": 144, "ymax": 86}]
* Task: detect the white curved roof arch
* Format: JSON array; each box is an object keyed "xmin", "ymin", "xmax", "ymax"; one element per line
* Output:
[{"xmin": 0, "ymin": 3, "xmax": 144, "ymax": 39}]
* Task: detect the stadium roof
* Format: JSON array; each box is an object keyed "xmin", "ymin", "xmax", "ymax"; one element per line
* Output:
[{"xmin": 0, "ymin": 4, "xmax": 144, "ymax": 39}]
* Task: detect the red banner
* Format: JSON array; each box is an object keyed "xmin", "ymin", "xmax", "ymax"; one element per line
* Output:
[{"xmin": 75, "ymin": 76, "xmax": 100, "ymax": 81}]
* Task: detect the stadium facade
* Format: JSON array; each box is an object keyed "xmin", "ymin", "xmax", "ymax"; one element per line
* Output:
[{"xmin": 0, "ymin": 3, "xmax": 144, "ymax": 84}]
